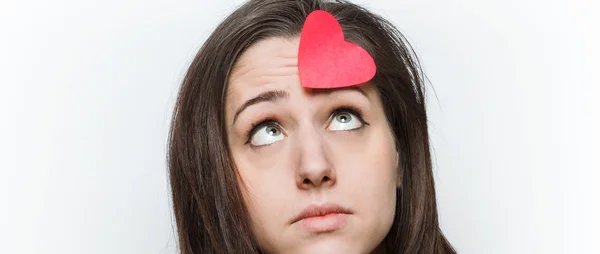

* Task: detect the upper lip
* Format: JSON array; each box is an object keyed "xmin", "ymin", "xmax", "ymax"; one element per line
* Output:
[{"xmin": 291, "ymin": 203, "xmax": 352, "ymax": 224}]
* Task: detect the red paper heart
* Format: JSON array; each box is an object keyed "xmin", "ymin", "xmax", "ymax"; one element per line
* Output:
[{"xmin": 298, "ymin": 10, "xmax": 376, "ymax": 89}]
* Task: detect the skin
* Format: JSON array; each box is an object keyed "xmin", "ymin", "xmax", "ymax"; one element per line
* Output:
[{"xmin": 225, "ymin": 36, "xmax": 400, "ymax": 254}]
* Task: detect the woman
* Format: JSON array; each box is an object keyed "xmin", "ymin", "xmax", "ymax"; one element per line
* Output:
[{"xmin": 168, "ymin": 0, "xmax": 455, "ymax": 253}]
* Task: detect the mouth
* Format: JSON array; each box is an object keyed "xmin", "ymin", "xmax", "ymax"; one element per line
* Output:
[{"xmin": 291, "ymin": 203, "xmax": 352, "ymax": 233}]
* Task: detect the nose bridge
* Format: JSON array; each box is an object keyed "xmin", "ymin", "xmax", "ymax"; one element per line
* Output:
[
  {"xmin": 295, "ymin": 121, "xmax": 335, "ymax": 188},
  {"xmin": 298, "ymin": 124, "xmax": 326, "ymax": 164}
]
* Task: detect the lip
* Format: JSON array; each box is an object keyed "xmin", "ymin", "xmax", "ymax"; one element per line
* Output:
[{"xmin": 291, "ymin": 203, "xmax": 352, "ymax": 233}]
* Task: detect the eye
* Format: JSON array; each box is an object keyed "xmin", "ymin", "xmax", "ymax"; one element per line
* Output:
[
  {"xmin": 249, "ymin": 124, "xmax": 285, "ymax": 146},
  {"xmin": 327, "ymin": 110, "xmax": 364, "ymax": 131}
]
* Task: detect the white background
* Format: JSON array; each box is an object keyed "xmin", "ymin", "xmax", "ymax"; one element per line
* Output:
[{"xmin": 2, "ymin": 0, "xmax": 598, "ymax": 253}]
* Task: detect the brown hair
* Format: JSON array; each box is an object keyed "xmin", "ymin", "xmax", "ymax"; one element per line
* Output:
[{"xmin": 167, "ymin": 0, "xmax": 455, "ymax": 253}]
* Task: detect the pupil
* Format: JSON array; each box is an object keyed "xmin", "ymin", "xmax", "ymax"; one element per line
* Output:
[
  {"xmin": 268, "ymin": 127, "xmax": 278, "ymax": 135},
  {"xmin": 338, "ymin": 114, "xmax": 351, "ymax": 123}
]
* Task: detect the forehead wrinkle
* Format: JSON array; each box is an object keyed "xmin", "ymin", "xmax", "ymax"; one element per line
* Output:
[
  {"xmin": 227, "ymin": 37, "xmax": 303, "ymax": 121},
  {"xmin": 231, "ymin": 52, "xmax": 297, "ymax": 83},
  {"xmin": 229, "ymin": 36, "xmax": 299, "ymax": 84}
]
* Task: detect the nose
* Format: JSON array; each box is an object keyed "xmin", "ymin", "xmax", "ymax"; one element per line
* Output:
[{"xmin": 295, "ymin": 126, "xmax": 336, "ymax": 190}]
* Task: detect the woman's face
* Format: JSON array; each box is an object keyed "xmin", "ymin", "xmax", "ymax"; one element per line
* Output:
[{"xmin": 225, "ymin": 37, "xmax": 400, "ymax": 254}]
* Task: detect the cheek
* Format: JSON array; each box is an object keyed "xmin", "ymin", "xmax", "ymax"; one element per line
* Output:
[
  {"xmin": 236, "ymin": 158, "xmax": 290, "ymax": 214},
  {"xmin": 336, "ymin": 122, "xmax": 398, "ymax": 187},
  {"xmin": 344, "ymin": 142, "xmax": 397, "ymax": 204},
  {"xmin": 233, "ymin": 153, "xmax": 294, "ymax": 248},
  {"xmin": 334, "ymin": 123, "xmax": 398, "ymax": 221}
]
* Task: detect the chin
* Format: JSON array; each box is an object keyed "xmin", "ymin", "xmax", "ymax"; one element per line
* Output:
[{"xmin": 288, "ymin": 237, "xmax": 372, "ymax": 254}]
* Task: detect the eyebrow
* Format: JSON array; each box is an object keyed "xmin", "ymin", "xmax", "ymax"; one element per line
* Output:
[
  {"xmin": 233, "ymin": 90, "xmax": 290, "ymax": 124},
  {"xmin": 232, "ymin": 86, "xmax": 368, "ymax": 124}
]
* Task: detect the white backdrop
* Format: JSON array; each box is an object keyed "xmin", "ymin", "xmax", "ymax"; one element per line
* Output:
[{"xmin": 2, "ymin": 0, "xmax": 598, "ymax": 253}]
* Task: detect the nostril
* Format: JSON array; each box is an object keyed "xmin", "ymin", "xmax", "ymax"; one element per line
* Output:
[{"xmin": 301, "ymin": 176, "xmax": 332, "ymax": 186}]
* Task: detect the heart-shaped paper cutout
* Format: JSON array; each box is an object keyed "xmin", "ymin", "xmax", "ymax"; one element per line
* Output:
[{"xmin": 298, "ymin": 10, "xmax": 376, "ymax": 89}]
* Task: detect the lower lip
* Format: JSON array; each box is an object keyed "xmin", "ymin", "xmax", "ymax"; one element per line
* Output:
[{"xmin": 295, "ymin": 213, "xmax": 350, "ymax": 233}]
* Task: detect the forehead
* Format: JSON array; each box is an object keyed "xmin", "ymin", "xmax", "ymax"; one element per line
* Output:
[
  {"xmin": 237, "ymin": 36, "xmax": 299, "ymax": 66},
  {"xmin": 229, "ymin": 37, "xmax": 299, "ymax": 85},
  {"xmin": 226, "ymin": 36, "xmax": 300, "ymax": 102}
]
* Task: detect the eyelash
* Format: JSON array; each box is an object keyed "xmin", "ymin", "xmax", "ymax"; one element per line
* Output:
[
  {"xmin": 243, "ymin": 105, "xmax": 369, "ymax": 145},
  {"xmin": 244, "ymin": 118, "xmax": 279, "ymax": 145},
  {"xmin": 329, "ymin": 105, "xmax": 369, "ymax": 128}
]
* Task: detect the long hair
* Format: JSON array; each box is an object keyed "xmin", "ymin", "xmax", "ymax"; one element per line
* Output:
[{"xmin": 167, "ymin": 0, "xmax": 455, "ymax": 253}]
